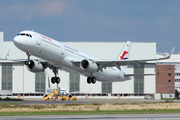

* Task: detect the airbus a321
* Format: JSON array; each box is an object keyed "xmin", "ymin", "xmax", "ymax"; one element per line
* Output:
[{"xmin": 6, "ymin": 30, "xmax": 174, "ymax": 84}]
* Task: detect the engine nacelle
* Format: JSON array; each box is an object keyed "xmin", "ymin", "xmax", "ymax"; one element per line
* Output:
[
  {"xmin": 25, "ymin": 60, "xmax": 44, "ymax": 72},
  {"xmin": 80, "ymin": 59, "xmax": 98, "ymax": 73}
]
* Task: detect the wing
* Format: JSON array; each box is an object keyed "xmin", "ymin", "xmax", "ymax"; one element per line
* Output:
[
  {"xmin": 5, "ymin": 49, "xmax": 47, "ymax": 62},
  {"xmin": 73, "ymin": 47, "xmax": 175, "ymax": 70},
  {"xmin": 4, "ymin": 49, "xmax": 48, "ymax": 69},
  {"xmin": 5, "ymin": 56, "xmax": 47, "ymax": 63}
]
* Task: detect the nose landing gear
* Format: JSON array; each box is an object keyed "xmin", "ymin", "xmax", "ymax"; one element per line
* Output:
[
  {"xmin": 25, "ymin": 52, "xmax": 61, "ymax": 86},
  {"xmin": 24, "ymin": 52, "xmax": 31, "ymax": 66}
]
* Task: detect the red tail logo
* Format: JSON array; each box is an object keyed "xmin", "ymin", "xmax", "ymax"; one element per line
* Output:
[{"xmin": 120, "ymin": 51, "xmax": 128, "ymax": 60}]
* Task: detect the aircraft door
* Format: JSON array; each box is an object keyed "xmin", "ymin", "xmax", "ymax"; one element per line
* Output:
[
  {"xmin": 117, "ymin": 71, "xmax": 121, "ymax": 79},
  {"xmin": 61, "ymin": 46, "xmax": 65, "ymax": 55},
  {"xmin": 36, "ymin": 33, "xmax": 41, "ymax": 45}
]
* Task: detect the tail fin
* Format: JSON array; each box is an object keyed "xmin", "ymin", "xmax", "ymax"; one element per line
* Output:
[{"xmin": 117, "ymin": 41, "xmax": 132, "ymax": 73}]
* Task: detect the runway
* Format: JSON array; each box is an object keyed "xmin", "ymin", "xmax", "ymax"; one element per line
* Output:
[
  {"xmin": 1, "ymin": 114, "xmax": 180, "ymax": 120},
  {"xmin": 0, "ymin": 98, "xmax": 174, "ymax": 105},
  {"xmin": 1, "ymin": 98, "xmax": 180, "ymax": 120}
]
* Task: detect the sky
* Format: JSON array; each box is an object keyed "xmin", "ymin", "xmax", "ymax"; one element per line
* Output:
[{"xmin": 0, "ymin": 0, "xmax": 180, "ymax": 53}]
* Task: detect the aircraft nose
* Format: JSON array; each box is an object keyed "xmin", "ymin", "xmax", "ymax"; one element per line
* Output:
[
  {"xmin": 13, "ymin": 36, "xmax": 18, "ymax": 43},
  {"xmin": 13, "ymin": 36, "xmax": 23, "ymax": 47}
]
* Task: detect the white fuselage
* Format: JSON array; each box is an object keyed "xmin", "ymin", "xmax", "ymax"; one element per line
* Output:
[{"xmin": 13, "ymin": 30, "xmax": 129, "ymax": 82}]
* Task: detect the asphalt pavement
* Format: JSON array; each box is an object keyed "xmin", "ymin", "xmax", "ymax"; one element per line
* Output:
[{"xmin": 1, "ymin": 114, "xmax": 180, "ymax": 120}]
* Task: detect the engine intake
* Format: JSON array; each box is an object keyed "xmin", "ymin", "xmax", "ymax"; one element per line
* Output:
[
  {"xmin": 25, "ymin": 60, "xmax": 44, "ymax": 72},
  {"xmin": 80, "ymin": 59, "xmax": 98, "ymax": 73}
]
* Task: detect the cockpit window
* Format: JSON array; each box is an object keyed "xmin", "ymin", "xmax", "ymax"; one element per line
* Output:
[
  {"xmin": 21, "ymin": 33, "xmax": 26, "ymax": 36},
  {"xmin": 17, "ymin": 33, "xmax": 32, "ymax": 38}
]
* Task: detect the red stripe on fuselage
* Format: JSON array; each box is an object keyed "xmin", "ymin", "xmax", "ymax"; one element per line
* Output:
[{"xmin": 40, "ymin": 35, "xmax": 52, "ymax": 42}]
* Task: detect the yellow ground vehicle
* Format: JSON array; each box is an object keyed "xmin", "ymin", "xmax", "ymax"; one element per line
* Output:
[
  {"xmin": 43, "ymin": 87, "xmax": 77, "ymax": 101},
  {"xmin": 72, "ymin": 96, "xmax": 77, "ymax": 100}
]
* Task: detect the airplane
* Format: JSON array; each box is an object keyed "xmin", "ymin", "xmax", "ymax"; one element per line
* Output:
[{"xmin": 6, "ymin": 30, "xmax": 174, "ymax": 84}]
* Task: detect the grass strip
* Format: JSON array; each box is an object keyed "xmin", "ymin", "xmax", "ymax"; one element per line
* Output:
[
  {"xmin": 1, "ymin": 109, "xmax": 180, "ymax": 116},
  {"xmin": 0, "ymin": 103, "xmax": 19, "ymax": 106}
]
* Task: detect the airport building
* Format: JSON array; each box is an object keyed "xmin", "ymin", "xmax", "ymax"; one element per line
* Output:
[
  {"xmin": 156, "ymin": 54, "xmax": 180, "ymax": 98},
  {"xmin": 0, "ymin": 31, "xmax": 178, "ymax": 99}
]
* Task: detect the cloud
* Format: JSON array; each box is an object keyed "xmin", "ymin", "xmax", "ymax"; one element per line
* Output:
[
  {"xmin": 36, "ymin": 0, "xmax": 67, "ymax": 17},
  {"xmin": 0, "ymin": 0, "xmax": 69, "ymax": 21}
]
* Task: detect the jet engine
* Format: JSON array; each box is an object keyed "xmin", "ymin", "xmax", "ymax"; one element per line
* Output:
[
  {"xmin": 80, "ymin": 59, "xmax": 98, "ymax": 73},
  {"xmin": 25, "ymin": 60, "xmax": 44, "ymax": 72}
]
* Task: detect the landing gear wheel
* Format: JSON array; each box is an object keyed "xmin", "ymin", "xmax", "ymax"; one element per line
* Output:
[
  {"xmin": 55, "ymin": 77, "xmax": 60, "ymax": 84},
  {"xmin": 87, "ymin": 77, "xmax": 96, "ymax": 84},
  {"xmin": 92, "ymin": 77, "xmax": 96, "ymax": 84},
  {"xmin": 51, "ymin": 77, "xmax": 56, "ymax": 84},
  {"xmin": 87, "ymin": 77, "xmax": 91, "ymax": 84}
]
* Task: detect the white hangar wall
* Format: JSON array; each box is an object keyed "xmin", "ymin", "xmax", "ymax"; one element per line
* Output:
[
  {"xmin": 65, "ymin": 42, "xmax": 157, "ymax": 60},
  {"xmin": 144, "ymin": 64, "xmax": 156, "ymax": 94},
  {"xmin": 0, "ymin": 32, "xmax": 157, "ymax": 95}
]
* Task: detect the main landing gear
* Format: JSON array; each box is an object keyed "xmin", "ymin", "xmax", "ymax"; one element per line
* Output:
[
  {"xmin": 87, "ymin": 77, "xmax": 96, "ymax": 84},
  {"xmin": 51, "ymin": 77, "xmax": 60, "ymax": 84},
  {"xmin": 51, "ymin": 68, "xmax": 60, "ymax": 86}
]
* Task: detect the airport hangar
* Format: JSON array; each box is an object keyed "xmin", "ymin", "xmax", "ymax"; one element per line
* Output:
[{"xmin": 0, "ymin": 31, "xmax": 177, "ymax": 99}]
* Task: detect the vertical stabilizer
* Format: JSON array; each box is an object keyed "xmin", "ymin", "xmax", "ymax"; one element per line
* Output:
[{"xmin": 117, "ymin": 41, "xmax": 132, "ymax": 73}]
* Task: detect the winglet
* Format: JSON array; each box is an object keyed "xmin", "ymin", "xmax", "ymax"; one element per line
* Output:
[
  {"xmin": 170, "ymin": 47, "xmax": 175, "ymax": 56},
  {"xmin": 159, "ymin": 47, "xmax": 175, "ymax": 60},
  {"xmin": 5, "ymin": 49, "xmax": 11, "ymax": 59}
]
